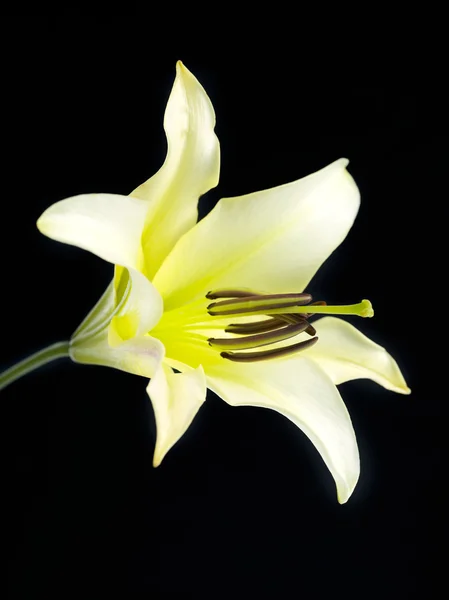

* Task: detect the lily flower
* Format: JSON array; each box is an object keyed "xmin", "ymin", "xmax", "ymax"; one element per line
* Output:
[{"xmin": 1, "ymin": 62, "xmax": 410, "ymax": 503}]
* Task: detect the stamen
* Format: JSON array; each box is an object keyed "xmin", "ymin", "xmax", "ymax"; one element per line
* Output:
[
  {"xmin": 278, "ymin": 314, "xmax": 307, "ymax": 324},
  {"xmin": 276, "ymin": 314, "xmax": 316, "ymax": 336},
  {"xmin": 209, "ymin": 321, "xmax": 310, "ymax": 351},
  {"xmin": 206, "ymin": 289, "xmax": 260, "ymax": 299},
  {"xmin": 208, "ymin": 293, "xmax": 313, "ymax": 316},
  {"xmin": 202, "ymin": 291, "xmax": 372, "ymax": 363},
  {"xmin": 305, "ymin": 324, "xmax": 316, "ymax": 336},
  {"xmin": 225, "ymin": 317, "xmax": 288, "ymax": 335},
  {"xmin": 221, "ymin": 337, "xmax": 319, "ymax": 362}
]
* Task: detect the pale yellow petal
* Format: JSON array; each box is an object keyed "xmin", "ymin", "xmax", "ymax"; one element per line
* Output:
[
  {"xmin": 70, "ymin": 333, "xmax": 164, "ymax": 379},
  {"xmin": 72, "ymin": 279, "xmax": 116, "ymax": 342},
  {"xmin": 71, "ymin": 269, "xmax": 164, "ymax": 376},
  {"xmin": 154, "ymin": 159, "xmax": 359, "ymax": 311},
  {"xmin": 132, "ymin": 61, "xmax": 220, "ymax": 279},
  {"xmin": 108, "ymin": 268, "xmax": 163, "ymax": 347},
  {"xmin": 206, "ymin": 356, "xmax": 360, "ymax": 503},
  {"xmin": 37, "ymin": 193, "xmax": 147, "ymax": 270},
  {"xmin": 306, "ymin": 317, "xmax": 411, "ymax": 394},
  {"xmin": 147, "ymin": 362, "xmax": 207, "ymax": 467}
]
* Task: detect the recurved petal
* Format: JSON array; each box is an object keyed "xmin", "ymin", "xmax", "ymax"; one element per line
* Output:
[
  {"xmin": 72, "ymin": 279, "xmax": 116, "ymax": 343},
  {"xmin": 147, "ymin": 362, "xmax": 207, "ymax": 467},
  {"xmin": 71, "ymin": 268, "xmax": 164, "ymax": 374},
  {"xmin": 70, "ymin": 332, "xmax": 165, "ymax": 379},
  {"xmin": 153, "ymin": 159, "xmax": 360, "ymax": 310},
  {"xmin": 108, "ymin": 268, "xmax": 163, "ymax": 347},
  {"xmin": 306, "ymin": 317, "xmax": 411, "ymax": 394},
  {"xmin": 133, "ymin": 61, "xmax": 220, "ymax": 279},
  {"xmin": 206, "ymin": 356, "xmax": 360, "ymax": 503},
  {"xmin": 37, "ymin": 193, "xmax": 148, "ymax": 271}
]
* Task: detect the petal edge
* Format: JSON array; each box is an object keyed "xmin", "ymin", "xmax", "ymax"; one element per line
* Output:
[
  {"xmin": 206, "ymin": 356, "xmax": 360, "ymax": 503},
  {"xmin": 133, "ymin": 62, "xmax": 220, "ymax": 279},
  {"xmin": 37, "ymin": 193, "xmax": 147, "ymax": 270},
  {"xmin": 148, "ymin": 362, "xmax": 207, "ymax": 467},
  {"xmin": 307, "ymin": 317, "xmax": 411, "ymax": 395}
]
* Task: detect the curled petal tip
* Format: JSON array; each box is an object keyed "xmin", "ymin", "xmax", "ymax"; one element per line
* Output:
[
  {"xmin": 337, "ymin": 490, "xmax": 351, "ymax": 505},
  {"xmin": 36, "ymin": 214, "xmax": 49, "ymax": 234},
  {"xmin": 176, "ymin": 60, "xmax": 190, "ymax": 75},
  {"xmin": 337, "ymin": 474, "xmax": 359, "ymax": 504}
]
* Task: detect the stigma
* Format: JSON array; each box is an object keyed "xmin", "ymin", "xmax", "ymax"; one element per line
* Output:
[{"xmin": 206, "ymin": 289, "xmax": 373, "ymax": 362}]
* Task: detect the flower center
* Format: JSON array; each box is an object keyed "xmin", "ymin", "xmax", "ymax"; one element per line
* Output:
[
  {"xmin": 205, "ymin": 289, "xmax": 373, "ymax": 362},
  {"xmin": 153, "ymin": 288, "xmax": 373, "ymax": 367}
]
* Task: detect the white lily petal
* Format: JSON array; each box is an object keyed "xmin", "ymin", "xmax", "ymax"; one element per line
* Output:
[
  {"xmin": 70, "ymin": 332, "xmax": 164, "ymax": 379},
  {"xmin": 37, "ymin": 193, "xmax": 147, "ymax": 270},
  {"xmin": 71, "ymin": 268, "xmax": 164, "ymax": 375},
  {"xmin": 108, "ymin": 268, "xmax": 163, "ymax": 346},
  {"xmin": 72, "ymin": 279, "xmax": 116, "ymax": 342},
  {"xmin": 154, "ymin": 159, "xmax": 360, "ymax": 310},
  {"xmin": 306, "ymin": 317, "xmax": 411, "ymax": 394},
  {"xmin": 132, "ymin": 61, "xmax": 220, "ymax": 279},
  {"xmin": 147, "ymin": 362, "xmax": 207, "ymax": 467},
  {"xmin": 206, "ymin": 357, "xmax": 359, "ymax": 503}
]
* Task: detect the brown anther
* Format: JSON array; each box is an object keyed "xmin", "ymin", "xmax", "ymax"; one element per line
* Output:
[
  {"xmin": 221, "ymin": 336, "xmax": 319, "ymax": 362},
  {"xmin": 225, "ymin": 317, "xmax": 288, "ymax": 335},
  {"xmin": 206, "ymin": 289, "xmax": 260, "ymax": 299},
  {"xmin": 208, "ymin": 293, "xmax": 313, "ymax": 316},
  {"xmin": 209, "ymin": 321, "xmax": 311, "ymax": 351},
  {"xmin": 276, "ymin": 314, "xmax": 315, "ymax": 337}
]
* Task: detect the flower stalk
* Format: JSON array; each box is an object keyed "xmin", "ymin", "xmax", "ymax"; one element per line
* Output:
[{"xmin": 0, "ymin": 341, "xmax": 70, "ymax": 392}]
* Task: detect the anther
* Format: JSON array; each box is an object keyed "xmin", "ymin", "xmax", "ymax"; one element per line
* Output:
[
  {"xmin": 225, "ymin": 317, "xmax": 288, "ymax": 335},
  {"xmin": 209, "ymin": 321, "xmax": 311, "ymax": 351},
  {"xmin": 221, "ymin": 337, "xmax": 319, "ymax": 362},
  {"xmin": 276, "ymin": 314, "xmax": 316, "ymax": 337},
  {"xmin": 208, "ymin": 293, "xmax": 313, "ymax": 316},
  {"xmin": 206, "ymin": 289, "xmax": 260, "ymax": 299}
]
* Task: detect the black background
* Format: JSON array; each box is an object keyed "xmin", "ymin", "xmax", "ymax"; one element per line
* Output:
[{"xmin": 2, "ymin": 18, "xmax": 445, "ymax": 599}]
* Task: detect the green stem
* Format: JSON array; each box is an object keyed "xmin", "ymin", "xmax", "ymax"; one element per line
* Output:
[{"xmin": 0, "ymin": 341, "xmax": 70, "ymax": 392}]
